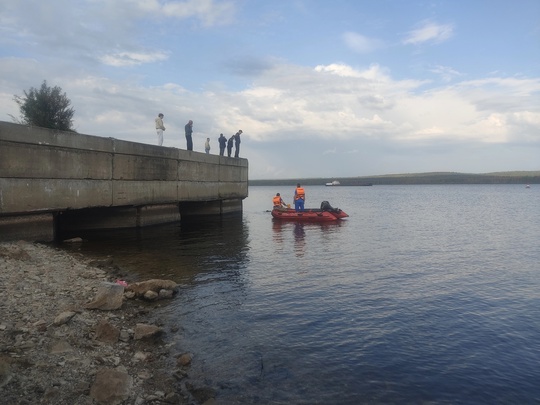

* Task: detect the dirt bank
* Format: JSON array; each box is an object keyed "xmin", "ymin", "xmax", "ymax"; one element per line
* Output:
[{"xmin": 0, "ymin": 241, "xmax": 216, "ymax": 405}]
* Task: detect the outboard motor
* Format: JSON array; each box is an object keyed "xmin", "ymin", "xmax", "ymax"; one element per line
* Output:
[{"xmin": 320, "ymin": 201, "xmax": 334, "ymax": 211}]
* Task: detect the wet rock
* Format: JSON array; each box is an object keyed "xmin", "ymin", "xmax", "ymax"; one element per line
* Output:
[
  {"xmin": 185, "ymin": 382, "xmax": 217, "ymax": 404},
  {"xmin": 134, "ymin": 323, "xmax": 163, "ymax": 340},
  {"xmin": 159, "ymin": 289, "xmax": 174, "ymax": 299},
  {"xmin": 127, "ymin": 279, "xmax": 178, "ymax": 297},
  {"xmin": 63, "ymin": 237, "xmax": 83, "ymax": 243},
  {"xmin": 85, "ymin": 282, "xmax": 124, "ymax": 310},
  {"xmin": 176, "ymin": 353, "xmax": 193, "ymax": 367},
  {"xmin": 143, "ymin": 290, "xmax": 159, "ymax": 301},
  {"xmin": 90, "ymin": 367, "xmax": 132, "ymax": 405}
]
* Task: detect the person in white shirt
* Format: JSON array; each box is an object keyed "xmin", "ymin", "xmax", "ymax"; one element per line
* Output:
[
  {"xmin": 155, "ymin": 113, "xmax": 165, "ymax": 146},
  {"xmin": 205, "ymin": 137, "xmax": 211, "ymax": 154}
]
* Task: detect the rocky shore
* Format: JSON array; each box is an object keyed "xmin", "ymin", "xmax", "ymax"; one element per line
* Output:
[{"xmin": 0, "ymin": 241, "xmax": 216, "ymax": 405}]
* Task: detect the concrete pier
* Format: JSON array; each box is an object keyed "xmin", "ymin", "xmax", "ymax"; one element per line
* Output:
[{"xmin": 0, "ymin": 121, "xmax": 248, "ymax": 241}]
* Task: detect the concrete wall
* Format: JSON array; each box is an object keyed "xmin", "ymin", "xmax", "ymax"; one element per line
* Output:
[{"xmin": 0, "ymin": 121, "xmax": 248, "ymax": 241}]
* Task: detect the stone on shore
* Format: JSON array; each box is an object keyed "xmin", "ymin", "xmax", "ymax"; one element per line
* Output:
[
  {"xmin": 95, "ymin": 320, "xmax": 121, "ymax": 343},
  {"xmin": 85, "ymin": 282, "xmax": 125, "ymax": 310},
  {"xmin": 134, "ymin": 323, "xmax": 163, "ymax": 340},
  {"xmin": 0, "ymin": 358, "xmax": 12, "ymax": 388},
  {"xmin": 53, "ymin": 310, "xmax": 77, "ymax": 326},
  {"xmin": 90, "ymin": 367, "xmax": 132, "ymax": 405},
  {"xmin": 127, "ymin": 279, "xmax": 178, "ymax": 297}
]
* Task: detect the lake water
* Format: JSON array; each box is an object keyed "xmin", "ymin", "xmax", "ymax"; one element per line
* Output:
[{"xmin": 62, "ymin": 184, "xmax": 540, "ymax": 404}]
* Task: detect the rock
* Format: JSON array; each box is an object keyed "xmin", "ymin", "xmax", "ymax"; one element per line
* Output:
[
  {"xmin": 95, "ymin": 320, "xmax": 120, "ymax": 343},
  {"xmin": 124, "ymin": 290, "xmax": 136, "ymax": 299},
  {"xmin": 85, "ymin": 282, "xmax": 124, "ymax": 310},
  {"xmin": 132, "ymin": 351, "xmax": 149, "ymax": 362},
  {"xmin": 53, "ymin": 311, "xmax": 76, "ymax": 326},
  {"xmin": 119, "ymin": 330, "xmax": 130, "ymax": 342},
  {"xmin": 63, "ymin": 237, "xmax": 83, "ymax": 243},
  {"xmin": 143, "ymin": 290, "xmax": 159, "ymax": 300},
  {"xmin": 49, "ymin": 340, "xmax": 73, "ymax": 354},
  {"xmin": 164, "ymin": 392, "xmax": 182, "ymax": 403},
  {"xmin": 90, "ymin": 367, "xmax": 132, "ymax": 405},
  {"xmin": 185, "ymin": 382, "xmax": 217, "ymax": 404},
  {"xmin": 159, "ymin": 289, "xmax": 174, "ymax": 299},
  {"xmin": 126, "ymin": 279, "xmax": 177, "ymax": 297},
  {"xmin": 0, "ymin": 358, "xmax": 12, "ymax": 388},
  {"xmin": 33, "ymin": 319, "xmax": 48, "ymax": 332},
  {"xmin": 176, "ymin": 353, "xmax": 193, "ymax": 367},
  {"xmin": 89, "ymin": 257, "xmax": 114, "ymax": 268},
  {"xmin": 133, "ymin": 323, "xmax": 163, "ymax": 340},
  {"xmin": 0, "ymin": 244, "xmax": 31, "ymax": 261}
]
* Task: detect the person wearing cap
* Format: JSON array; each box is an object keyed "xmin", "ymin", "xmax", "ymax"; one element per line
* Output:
[
  {"xmin": 234, "ymin": 129, "xmax": 242, "ymax": 158},
  {"xmin": 155, "ymin": 113, "xmax": 165, "ymax": 146}
]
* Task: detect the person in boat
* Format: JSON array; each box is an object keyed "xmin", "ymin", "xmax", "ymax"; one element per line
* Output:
[
  {"xmin": 294, "ymin": 183, "xmax": 305, "ymax": 212},
  {"xmin": 273, "ymin": 193, "xmax": 287, "ymax": 210}
]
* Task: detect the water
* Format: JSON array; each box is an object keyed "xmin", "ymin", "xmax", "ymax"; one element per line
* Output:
[{"xmin": 62, "ymin": 185, "xmax": 540, "ymax": 404}]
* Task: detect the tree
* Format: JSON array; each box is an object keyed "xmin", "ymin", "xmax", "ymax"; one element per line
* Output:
[{"xmin": 13, "ymin": 80, "xmax": 76, "ymax": 131}]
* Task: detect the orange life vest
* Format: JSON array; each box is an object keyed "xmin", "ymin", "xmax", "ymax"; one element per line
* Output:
[
  {"xmin": 295, "ymin": 187, "xmax": 305, "ymax": 200},
  {"xmin": 273, "ymin": 196, "xmax": 282, "ymax": 206}
]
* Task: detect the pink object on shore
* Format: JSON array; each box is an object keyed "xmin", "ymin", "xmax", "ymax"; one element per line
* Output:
[{"xmin": 115, "ymin": 280, "xmax": 128, "ymax": 287}]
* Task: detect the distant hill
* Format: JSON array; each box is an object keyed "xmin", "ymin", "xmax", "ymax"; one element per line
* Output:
[{"xmin": 249, "ymin": 171, "xmax": 540, "ymax": 186}]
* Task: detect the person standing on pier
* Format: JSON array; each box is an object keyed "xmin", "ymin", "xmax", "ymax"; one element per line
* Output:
[
  {"xmin": 155, "ymin": 113, "xmax": 165, "ymax": 146},
  {"xmin": 185, "ymin": 120, "xmax": 193, "ymax": 151},
  {"xmin": 205, "ymin": 137, "xmax": 211, "ymax": 154},
  {"xmin": 227, "ymin": 135, "xmax": 234, "ymax": 157},
  {"xmin": 218, "ymin": 133, "xmax": 227, "ymax": 156},
  {"xmin": 234, "ymin": 129, "xmax": 242, "ymax": 158}
]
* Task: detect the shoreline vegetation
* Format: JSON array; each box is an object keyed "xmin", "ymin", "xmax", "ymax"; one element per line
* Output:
[{"xmin": 249, "ymin": 170, "xmax": 540, "ymax": 186}]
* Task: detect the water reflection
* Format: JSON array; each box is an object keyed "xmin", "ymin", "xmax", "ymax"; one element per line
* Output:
[
  {"xmin": 59, "ymin": 215, "xmax": 250, "ymax": 286},
  {"xmin": 293, "ymin": 223, "xmax": 306, "ymax": 257},
  {"xmin": 271, "ymin": 220, "xmax": 347, "ymax": 258}
]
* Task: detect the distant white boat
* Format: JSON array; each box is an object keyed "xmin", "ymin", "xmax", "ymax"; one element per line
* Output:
[
  {"xmin": 526, "ymin": 184, "xmax": 531, "ymax": 188},
  {"xmin": 325, "ymin": 180, "xmax": 341, "ymax": 186}
]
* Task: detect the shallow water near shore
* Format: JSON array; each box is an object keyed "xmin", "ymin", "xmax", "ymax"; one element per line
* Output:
[{"xmin": 61, "ymin": 184, "xmax": 540, "ymax": 404}]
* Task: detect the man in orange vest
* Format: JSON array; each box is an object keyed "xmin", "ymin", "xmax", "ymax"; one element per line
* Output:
[
  {"xmin": 294, "ymin": 183, "xmax": 305, "ymax": 211},
  {"xmin": 273, "ymin": 193, "xmax": 287, "ymax": 210}
]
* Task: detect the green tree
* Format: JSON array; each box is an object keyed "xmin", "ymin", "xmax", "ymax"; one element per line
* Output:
[{"xmin": 13, "ymin": 80, "xmax": 76, "ymax": 131}]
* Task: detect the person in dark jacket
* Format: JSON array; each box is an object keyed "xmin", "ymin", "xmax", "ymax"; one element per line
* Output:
[
  {"xmin": 218, "ymin": 133, "xmax": 227, "ymax": 156},
  {"xmin": 234, "ymin": 130, "xmax": 242, "ymax": 158},
  {"xmin": 227, "ymin": 135, "xmax": 234, "ymax": 157},
  {"xmin": 185, "ymin": 120, "xmax": 193, "ymax": 151}
]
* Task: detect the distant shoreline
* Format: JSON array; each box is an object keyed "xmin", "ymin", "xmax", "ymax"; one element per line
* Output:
[{"xmin": 249, "ymin": 171, "xmax": 540, "ymax": 186}]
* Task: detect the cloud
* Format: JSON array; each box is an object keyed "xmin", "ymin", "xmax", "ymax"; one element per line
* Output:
[
  {"xmin": 343, "ymin": 32, "xmax": 384, "ymax": 53},
  {"xmin": 160, "ymin": 0, "xmax": 236, "ymax": 26},
  {"xmin": 99, "ymin": 51, "xmax": 170, "ymax": 67},
  {"xmin": 0, "ymin": 1, "xmax": 538, "ymax": 179},
  {"xmin": 403, "ymin": 21, "xmax": 454, "ymax": 45},
  {"xmin": 429, "ymin": 65, "xmax": 462, "ymax": 82}
]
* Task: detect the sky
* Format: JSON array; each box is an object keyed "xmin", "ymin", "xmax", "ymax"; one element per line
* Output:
[{"xmin": 1, "ymin": 0, "xmax": 539, "ymax": 180}]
